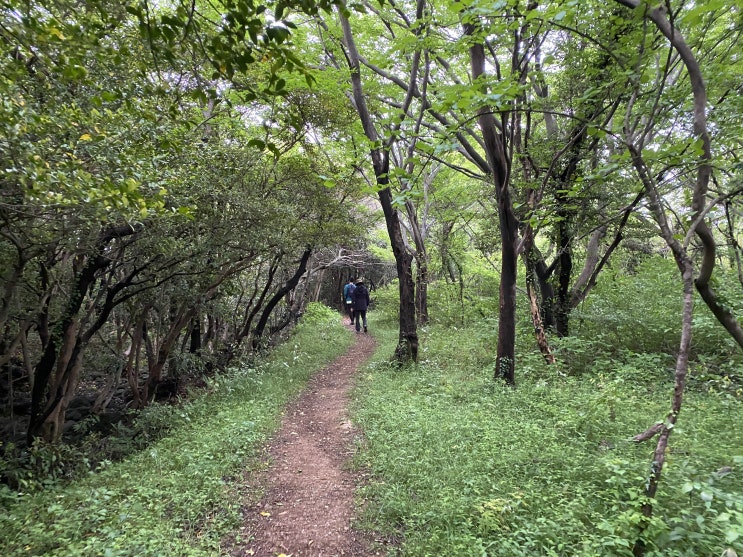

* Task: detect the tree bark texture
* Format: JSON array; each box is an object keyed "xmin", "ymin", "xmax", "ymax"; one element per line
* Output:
[
  {"xmin": 406, "ymin": 199, "xmax": 430, "ymax": 325},
  {"xmin": 522, "ymin": 227, "xmax": 556, "ymax": 364},
  {"xmin": 466, "ymin": 25, "xmax": 518, "ymax": 384}
]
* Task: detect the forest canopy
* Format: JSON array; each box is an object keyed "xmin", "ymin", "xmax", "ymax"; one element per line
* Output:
[{"xmin": 1, "ymin": 0, "xmax": 742, "ymax": 554}]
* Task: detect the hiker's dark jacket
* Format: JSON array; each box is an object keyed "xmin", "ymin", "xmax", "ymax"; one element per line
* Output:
[{"xmin": 352, "ymin": 284, "xmax": 370, "ymax": 311}]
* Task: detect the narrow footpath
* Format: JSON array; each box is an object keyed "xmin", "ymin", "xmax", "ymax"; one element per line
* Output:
[{"xmin": 231, "ymin": 322, "xmax": 378, "ymax": 557}]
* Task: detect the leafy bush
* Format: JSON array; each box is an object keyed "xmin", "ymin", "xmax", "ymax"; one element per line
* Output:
[
  {"xmin": 573, "ymin": 257, "xmax": 743, "ymax": 361},
  {"xmin": 426, "ymin": 280, "xmax": 501, "ymax": 328}
]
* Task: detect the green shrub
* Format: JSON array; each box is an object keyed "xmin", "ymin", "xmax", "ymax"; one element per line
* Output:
[{"xmin": 573, "ymin": 257, "xmax": 743, "ymax": 361}]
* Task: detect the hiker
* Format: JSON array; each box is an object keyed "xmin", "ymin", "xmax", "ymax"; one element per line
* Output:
[
  {"xmin": 352, "ymin": 277, "xmax": 370, "ymax": 333},
  {"xmin": 343, "ymin": 277, "xmax": 356, "ymax": 324}
]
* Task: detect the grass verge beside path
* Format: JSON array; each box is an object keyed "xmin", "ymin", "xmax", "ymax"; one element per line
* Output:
[
  {"xmin": 0, "ymin": 304, "xmax": 353, "ymax": 557},
  {"xmin": 351, "ymin": 315, "xmax": 743, "ymax": 557}
]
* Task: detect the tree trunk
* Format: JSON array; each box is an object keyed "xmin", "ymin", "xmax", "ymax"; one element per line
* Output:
[
  {"xmin": 338, "ymin": 6, "xmax": 419, "ymax": 363},
  {"xmin": 311, "ymin": 266, "xmax": 326, "ymax": 302},
  {"xmin": 405, "ymin": 199, "xmax": 430, "ymax": 325},
  {"xmin": 189, "ymin": 315, "xmax": 202, "ymax": 354},
  {"xmin": 126, "ymin": 317, "xmax": 145, "ymax": 410},
  {"xmin": 141, "ymin": 306, "xmax": 196, "ymax": 404},
  {"xmin": 27, "ymin": 254, "xmax": 106, "ymax": 443},
  {"xmin": 252, "ymin": 247, "xmax": 312, "ymax": 351},
  {"xmin": 378, "ymin": 187, "xmax": 419, "ymax": 362},
  {"xmin": 27, "ymin": 223, "xmax": 139, "ymax": 443},
  {"xmin": 616, "ymin": 0, "xmax": 710, "ymax": 540},
  {"xmin": 415, "ymin": 259, "xmax": 429, "ymax": 325},
  {"xmin": 724, "ymin": 201, "xmax": 743, "ymax": 290},
  {"xmin": 440, "ymin": 221, "xmax": 458, "ymax": 284},
  {"xmin": 553, "ymin": 195, "xmax": 573, "ymax": 338},
  {"xmin": 522, "ymin": 227, "xmax": 556, "ymax": 364},
  {"xmin": 466, "ymin": 25, "xmax": 518, "ymax": 384},
  {"xmin": 628, "ymin": 147, "xmax": 695, "ymax": 557}
]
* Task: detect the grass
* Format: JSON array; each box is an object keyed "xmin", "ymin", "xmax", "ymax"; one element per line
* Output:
[
  {"xmin": 0, "ymin": 303, "xmax": 353, "ymax": 557},
  {"xmin": 351, "ymin": 288, "xmax": 743, "ymax": 557}
]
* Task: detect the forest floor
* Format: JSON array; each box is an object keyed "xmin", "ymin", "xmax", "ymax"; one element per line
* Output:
[{"xmin": 226, "ymin": 319, "xmax": 381, "ymax": 557}]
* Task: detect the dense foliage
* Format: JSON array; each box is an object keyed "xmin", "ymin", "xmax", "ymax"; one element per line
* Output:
[
  {"xmin": 0, "ymin": 304, "xmax": 352, "ymax": 556},
  {"xmin": 352, "ymin": 279, "xmax": 743, "ymax": 556},
  {"xmin": 0, "ymin": 0, "xmax": 363, "ymax": 448},
  {"xmin": 1, "ymin": 0, "xmax": 742, "ymax": 555}
]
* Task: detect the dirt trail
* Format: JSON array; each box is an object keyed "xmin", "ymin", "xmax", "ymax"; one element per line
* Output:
[{"xmin": 231, "ymin": 323, "xmax": 378, "ymax": 557}]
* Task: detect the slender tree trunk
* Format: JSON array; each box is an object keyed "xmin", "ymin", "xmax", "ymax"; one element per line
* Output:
[
  {"xmin": 405, "ymin": 200, "xmax": 430, "ymax": 325},
  {"xmin": 141, "ymin": 306, "xmax": 195, "ymax": 404},
  {"xmin": 527, "ymin": 282, "xmax": 555, "ymax": 364},
  {"xmin": 414, "ymin": 257, "xmax": 429, "ymax": 325},
  {"xmin": 0, "ymin": 248, "xmax": 28, "ymax": 334},
  {"xmin": 553, "ymin": 194, "xmax": 573, "ymax": 337},
  {"xmin": 126, "ymin": 317, "xmax": 145, "ymax": 410},
  {"xmin": 440, "ymin": 221, "xmax": 457, "ymax": 284},
  {"xmin": 628, "ymin": 146, "xmax": 695, "ymax": 556},
  {"xmin": 311, "ymin": 266, "xmax": 325, "ymax": 302},
  {"xmin": 522, "ymin": 227, "xmax": 556, "ymax": 364},
  {"xmin": 466, "ymin": 25, "xmax": 518, "ymax": 384},
  {"xmin": 724, "ymin": 201, "xmax": 743, "ymax": 289},
  {"xmin": 338, "ymin": 6, "xmax": 419, "ymax": 363},
  {"xmin": 252, "ymin": 247, "xmax": 312, "ymax": 351},
  {"xmin": 189, "ymin": 315, "xmax": 202, "ymax": 354}
]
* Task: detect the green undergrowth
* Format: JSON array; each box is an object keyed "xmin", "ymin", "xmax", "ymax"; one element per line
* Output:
[
  {"xmin": 352, "ymin": 290, "xmax": 743, "ymax": 557},
  {"xmin": 0, "ymin": 303, "xmax": 352, "ymax": 557}
]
